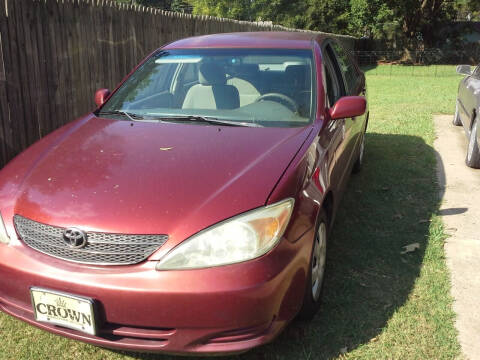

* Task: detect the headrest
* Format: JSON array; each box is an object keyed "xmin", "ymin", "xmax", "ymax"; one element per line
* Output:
[
  {"xmin": 199, "ymin": 63, "xmax": 226, "ymax": 85},
  {"xmin": 235, "ymin": 64, "xmax": 259, "ymax": 76},
  {"xmin": 285, "ymin": 65, "xmax": 308, "ymax": 82}
]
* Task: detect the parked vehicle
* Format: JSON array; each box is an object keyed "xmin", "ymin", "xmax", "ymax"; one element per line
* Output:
[
  {"xmin": 0, "ymin": 32, "xmax": 368, "ymax": 355},
  {"xmin": 454, "ymin": 64, "xmax": 480, "ymax": 168}
]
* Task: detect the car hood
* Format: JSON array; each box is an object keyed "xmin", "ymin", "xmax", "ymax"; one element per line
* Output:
[{"xmin": 2, "ymin": 115, "xmax": 311, "ymax": 251}]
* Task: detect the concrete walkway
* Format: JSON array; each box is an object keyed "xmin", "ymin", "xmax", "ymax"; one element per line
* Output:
[{"xmin": 434, "ymin": 115, "xmax": 480, "ymax": 360}]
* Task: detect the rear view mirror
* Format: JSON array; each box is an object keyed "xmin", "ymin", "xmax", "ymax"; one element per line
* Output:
[
  {"xmin": 456, "ymin": 65, "xmax": 472, "ymax": 76},
  {"xmin": 329, "ymin": 96, "xmax": 366, "ymax": 120},
  {"xmin": 94, "ymin": 88, "xmax": 111, "ymax": 107}
]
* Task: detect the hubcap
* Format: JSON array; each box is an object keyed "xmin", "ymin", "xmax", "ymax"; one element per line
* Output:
[{"xmin": 311, "ymin": 222, "xmax": 327, "ymax": 301}]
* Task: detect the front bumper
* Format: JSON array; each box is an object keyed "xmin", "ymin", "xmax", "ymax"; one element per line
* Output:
[{"xmin": 0, "ymin": 228, "xmax": 313, "ymax": 354}]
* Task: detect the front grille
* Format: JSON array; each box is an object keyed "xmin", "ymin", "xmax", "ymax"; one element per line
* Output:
[{"xmin": 13, "ymin": 215, "xmax": 168, "ymax": 265}]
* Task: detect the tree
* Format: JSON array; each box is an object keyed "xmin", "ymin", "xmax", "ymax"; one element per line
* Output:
[
  {"xmin": 386, "ymin": 0, "xmax": 456, "ymax": 46},
  {"xmin": 186, "ymin": 0, "xmax": 251, "ymax": 20},
  {"xmin": 253, "ymin": 0, "xmax": 308, "ymax": 28},
  {"xmin": 303, "ymin": 0, "xmax": 350, "ymax": 33},
  {"xmin": 347, "ymin": 0, "xmax": 396, "ymax": 39},
  {"xmin": 455, "ymin": 0, "xmax": 480, "ymax": 20},
  {"xmin": 115, "ymin": 0, "xmax": 468, "ymax": 47},
  {"xmin": 171, "ymin": 0, "xmax": 192, "ymax": 13}
]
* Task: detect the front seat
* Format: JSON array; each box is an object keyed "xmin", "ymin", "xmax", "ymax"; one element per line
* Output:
[
  {"xmin": 182, "ymin": 63, "xmax": 240, "ymax": 110},
  {"xmin": 227, "ymin": 64, "xmax": 261, "ymax": 107}
]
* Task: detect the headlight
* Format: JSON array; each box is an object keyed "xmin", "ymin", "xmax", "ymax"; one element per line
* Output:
[
  {"xmin": 156, "ymin": 198, "xmax": 294, "ymax": 270},
  {"xmin": 0, "ymin": 213, "xmax": 10, "ymax": 244}
]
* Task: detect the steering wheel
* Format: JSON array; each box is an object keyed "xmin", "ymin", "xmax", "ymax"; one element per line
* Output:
[{"xmin": 255, "ymin": 93, "xmax": 298, "ymax": 113}]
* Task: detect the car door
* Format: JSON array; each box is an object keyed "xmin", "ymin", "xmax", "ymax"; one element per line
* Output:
[
  {"xmin": 474, "ymin": 66, "xmax": 480, "ymax": 146},
  {"xmin": 330, "ymin": 41, "xmax": 366, "ymax": 151},
  {"xmin": 458, "ymin": 65, "xmax": 479, "ymax": 133},
  {"xmin": 465, "ymin": 65, "xmax": 480, "ymax": 134},
  {"xmin": 322, "ymin": 41, "xmax": 353, "ymax": 193}
]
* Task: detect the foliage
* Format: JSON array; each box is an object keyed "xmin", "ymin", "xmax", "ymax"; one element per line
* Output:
[
  {"xmin": 347, "ymin": 0, "xmax": 397, "ymax": 39},
  {"xmin": 187, "ymin": 0, "xmax": 250, "ymax": 19},
  {"xmin": 385, "ymin": 0, "xmax": 456, "ymax": 46},
  {"xmin": 113, "ymin": 0, "xmax": 479, "ymax": 46},
  {"xmin": 303, "ymin": 0, "xmax": 350, "ymax": 33},
  {"xmin": 253, "ymin": 0, "xmax": 308, "ymax": 28},
  {"xmin": 455, "ymin": 0, "xmax": 480, "ymax": 20}
]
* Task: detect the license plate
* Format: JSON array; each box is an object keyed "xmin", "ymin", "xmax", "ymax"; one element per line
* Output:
[{"xmin": 30, "ymin": 287, "xmax": 96, "ymax": 335}]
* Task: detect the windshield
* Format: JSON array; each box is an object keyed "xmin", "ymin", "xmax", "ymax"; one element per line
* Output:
[{"xmin": 99, "ymin": 49, "xmax": 315, "ymax": 127}]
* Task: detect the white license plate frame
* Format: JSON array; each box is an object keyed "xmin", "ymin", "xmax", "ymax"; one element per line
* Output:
[{"xmin": 30, "ymin": 287, "xmax": 97, "ymax": 335}]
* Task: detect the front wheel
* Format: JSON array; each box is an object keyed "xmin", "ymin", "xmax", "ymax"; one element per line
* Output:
[
  {"xmin": 298, "ymin": 210, "xmax": 328, "ymax": 320},
  {"xmin": 466, "ymin": 119, "xmax": 480, "ymax": 168},
  {"xmin": 453, "ymin": 101, "xmax": 462, "ymax": 126}
]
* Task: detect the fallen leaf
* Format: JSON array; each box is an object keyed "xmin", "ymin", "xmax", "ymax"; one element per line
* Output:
[
  {"xmin": 401, "ymin": 243, "xmax": 420, "ymax": 254},
  {"xmin": 393, "ymin": 213, "xmax": 403, "ymax": 220},
  {"xmin": 340, "ymin": 347, "xmax": 348, "ymax": 354},
  {"xmin": 418, "ymin": 219, "xmax": 430, "ymax": 223}
]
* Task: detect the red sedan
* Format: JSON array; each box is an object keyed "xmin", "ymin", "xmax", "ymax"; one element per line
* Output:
[{"xmin": 0, "ymin": 32, "xmax": 368, "ymax": 355}]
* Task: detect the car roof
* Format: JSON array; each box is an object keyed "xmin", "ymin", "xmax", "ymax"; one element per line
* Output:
[{"xmin": 163, "ymin": 31, "xmax": 329, "ymax": 50}]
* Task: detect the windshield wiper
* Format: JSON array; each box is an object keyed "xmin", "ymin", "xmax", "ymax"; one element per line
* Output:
[
  {"xmin": 97, "ymin": 110, "xmax": 144, "ymax": 121},
  {"xmin": 144, "ymin": 114, "xmax": 263, "ymax": 127}
]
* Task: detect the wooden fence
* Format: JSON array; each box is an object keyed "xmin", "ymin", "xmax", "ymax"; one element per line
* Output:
[{"xmin": 0, "ymin": 0, "xmax": 357, "ymax": 167}]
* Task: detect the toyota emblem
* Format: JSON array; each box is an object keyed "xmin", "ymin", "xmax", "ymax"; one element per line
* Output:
[{"xmin": 63, "ymin": 228, "xmax": 88, "ymax": 249}]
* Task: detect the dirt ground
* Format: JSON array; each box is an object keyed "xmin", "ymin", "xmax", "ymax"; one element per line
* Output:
[{"xmin": 434, "ymin": 115, "xmax": 480, "ymax": 360}]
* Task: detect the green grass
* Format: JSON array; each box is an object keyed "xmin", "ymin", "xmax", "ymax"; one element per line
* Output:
[
  {"xmin": 0, "ymin": 66, "xmax": 462, "ymax": 359},
  {"xmin": 361, "ymin": 64, "xmax": 459, "ymax": 78}
]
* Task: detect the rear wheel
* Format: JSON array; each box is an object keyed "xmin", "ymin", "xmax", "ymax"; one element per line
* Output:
[
  {"xmin": 466, "ymin": 119, "xmax": 480, "ymax": 168},
  {"xmin": 453, "ymin": 101, "xmax": 462, "ymax": 126},
  {"xmin": 298, "ymin": 210, "xmax": 328, "ymax": 320}
]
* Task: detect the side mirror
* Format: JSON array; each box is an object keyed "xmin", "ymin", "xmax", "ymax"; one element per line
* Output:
[
  {"xmin": 94, "ymin": 88, "xmax": 111, "ymax": 107},
  {"xmin": 329, "ymin": 96, "xmax": 366, "ymax": 120},
  {"xmin": 456, "ymin": 65, "xmax": 472, "ymax": 76}
]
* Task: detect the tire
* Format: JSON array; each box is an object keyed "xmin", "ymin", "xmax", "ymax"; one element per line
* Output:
[
  {"xmin": 466, "ymin": 119, "xmax": 480, "ymax": 168},
  {"xmin": 453, "ymin": 101, "xmax": 462, "ymax": 126},
  {"xmin": 352, "ymin": 132, "xmax": 365, "ymax": 174},
  {"xmin": 298, "ymin": 209, "xmax": 328, "ymax": 320}
]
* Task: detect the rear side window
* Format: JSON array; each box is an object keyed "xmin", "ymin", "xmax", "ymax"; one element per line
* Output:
[{"xmin": 331, "ymin": 42, "xmax": 360, "ymax": 94}]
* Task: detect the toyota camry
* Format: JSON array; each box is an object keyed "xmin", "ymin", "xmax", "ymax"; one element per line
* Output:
[{"xmin": 0, "ymin": 32, "xmax": 368, "ymax": 355}]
